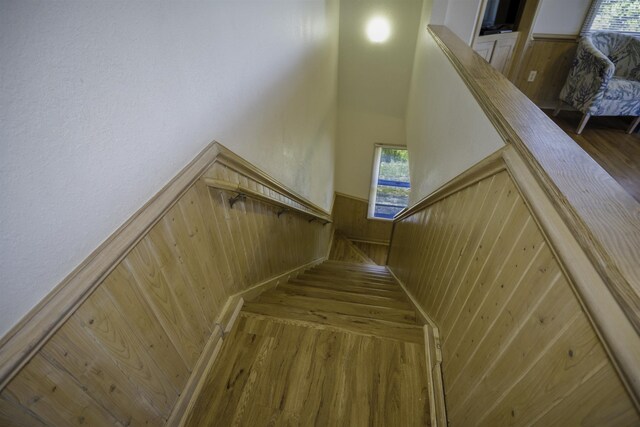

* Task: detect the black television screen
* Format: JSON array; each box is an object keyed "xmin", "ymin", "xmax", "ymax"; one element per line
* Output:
[{"xmin": 481, "ymin": 0, "xmax": 524, "ymax": 34}]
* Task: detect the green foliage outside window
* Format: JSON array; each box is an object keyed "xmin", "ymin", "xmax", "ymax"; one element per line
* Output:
[
  {"xmin": 379, "ymin": 148, "xmax": 410, "ymax": 182},
  {"xmin": 374, "ymin": 147, "xmax": 410, "ymax": 218}
]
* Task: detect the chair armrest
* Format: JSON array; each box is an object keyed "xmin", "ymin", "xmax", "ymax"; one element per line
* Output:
[{"xmin": 560, "ymin": 37, "xmax": 615, "ymax": 114}]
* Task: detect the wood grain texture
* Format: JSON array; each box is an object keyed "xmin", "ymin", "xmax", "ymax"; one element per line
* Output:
[
  {"xmin": 388, "ymin": 169, "xmax": 639, "ymax": 425},
  {"xmin": 331, "ymin": 193, "xmax": 392, "ymax": 264},
  {"xmin": 329, "ymin": 233, "xmax": 376, "ymax": 265},
  {"xmin": 0, "ymin": 144, "xmax": 331, "ymax": 426},
  {"xmin": 184, "ymin": 261, "xmax": 429, "ymax": 426},
  {"xmin": 332, "ymin": 193, "xmax": 392, "ymax": 243},
  {"xmin": 0, "ymin": 143, "xmax": 222, "ymax": 392},
  {"xmin": 514, "ymin": 37, "xmax": 577, "ymax": 107},
  {"xmin": 427, "ymin": 25, "xmax": 640, "ymax": 343},
  {"xmin": 352, "ymin": 240, "xmax": 389, "ymax": 265}
]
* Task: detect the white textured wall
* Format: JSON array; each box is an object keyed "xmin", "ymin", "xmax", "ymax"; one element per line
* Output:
[
  {"xmin": 334, "ymin": 0, "xmax": 423, "ymax": 200},
  {"xmin": 533, "ymin": 0, "xmax": 591, "ymax": 35},
  {"xmin": 405, "ymin": 29, "xmax": 504, "ymax": 204},
  {"xmin": 335, "ymin": 109, "xmax": 406, "ymax": 199},
  {"xmin": 443, "ymin": 0, "xmax": 484, "ymax": 45},
  {"xmin": 0, "ymin": 0, "xmax": 339, "ymax": 336}
]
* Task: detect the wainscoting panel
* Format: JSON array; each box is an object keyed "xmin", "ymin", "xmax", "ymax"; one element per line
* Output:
[
  {"xmin": 0, "ymin": 143, "xmax": 331, "ymax": 426},
  {"xmin": 331, "ymin": 193, "xmax": 392, "ymax": 264},
  {"xmin": 332, "ymin": 193, "xmax": 392, "ymax": 243},
  {"xmin": 388, "ymin": 168, "xmax": 638, "ymax": 425},
  {"xmin": 513, "ymin": 36, "xmax": 578, "ymax": 108}
]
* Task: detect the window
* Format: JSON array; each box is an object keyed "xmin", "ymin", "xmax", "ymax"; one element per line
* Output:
[
  {"xmin": 581, "ymin": 0, "xmax": 640, "ymax": 35},
  {"xmin": 368, "ymin": 145, "xmax": 410, "ymax": 220}
]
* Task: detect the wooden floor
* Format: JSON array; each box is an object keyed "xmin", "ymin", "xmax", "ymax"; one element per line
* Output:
[
  {"xmin": 546, "ymin": 110, "xmax": 640, "ymax": 203},
  {"xmin": 184, "ymin": 260, "xmax": 429, "ymax": 426}
]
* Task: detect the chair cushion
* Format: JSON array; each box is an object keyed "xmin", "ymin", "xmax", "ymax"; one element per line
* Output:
[
  {"xmin": 597, "ymin": 77, "xmax": 640, "ymax": 116},
  {"xmin": 603, "ymin": 77, "xmax": 640, "ymax": 100}
]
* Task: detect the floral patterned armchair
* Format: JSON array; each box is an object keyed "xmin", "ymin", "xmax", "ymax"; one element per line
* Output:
[{"xmin": 556, "ymin": 32, "xmax": 640, "ymax": 134}]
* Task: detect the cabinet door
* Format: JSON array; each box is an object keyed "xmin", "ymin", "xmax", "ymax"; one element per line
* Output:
[
  {"xmin": 490, "ymin": 36, "xmax": 518, "ymax": 74},
  {"xmin": 473, "ymin": 40, "xmax": 495, "ymax": 62}
]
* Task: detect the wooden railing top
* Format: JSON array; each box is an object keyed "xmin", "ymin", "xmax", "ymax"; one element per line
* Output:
[{"xmin": 422, "ymin": 25, "xmax": 640, "ymax": 333}]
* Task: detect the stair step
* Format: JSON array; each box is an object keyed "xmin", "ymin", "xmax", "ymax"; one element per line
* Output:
[
  {"xmin": 242, "ymin": 301, "xmax": 423, "ymax": 344},
  {"xmin": 323, "ymin": 260, "xmax": 389, "ymax": 273},
  {"xmin": 297, "ymin": 273, "xmax": 399, "ymax": 290},
  {"xmin": 274, "ymin": 284, "xmax": 414, "ymax": 310},
  {"xmin": 307, "ymin": 268, "xmax": 395, "ymax": 283},
  {"xmin": 289, "ymin": 278, "xmax": 404, "ymax": 299},
  {"xmin": 256, "ymin": 292, "xmax": 418, "ymax": 324},
  {"xmin": 322, "ymin": 260, "xmax": 389, "ymax": 273}
]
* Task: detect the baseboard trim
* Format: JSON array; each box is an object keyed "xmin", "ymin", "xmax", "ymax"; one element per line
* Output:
[
  {"xmin": 166, "ymin": 295, "xmax": 247, "ymax": 427},
  {"xmin": 387, "ymin": 266, "xmax": 448, "ymax": 426},
  {"xmin": 326, "ymin": 228, "xmax": 335, "ymax": 260},
  {"xmin": 165, "ymin": 324, "xmax": 225, "ymax": 427}
]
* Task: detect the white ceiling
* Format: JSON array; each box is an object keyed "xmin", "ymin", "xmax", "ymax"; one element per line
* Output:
[{"xmin": 337, "ymin": 0, "xmax": 424, "ymax": 119}]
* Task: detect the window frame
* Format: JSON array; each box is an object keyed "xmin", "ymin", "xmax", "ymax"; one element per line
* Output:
[
  {"xmin": 581, "ymin": 0, "xmax": 640, "ymax": 36},
  {"xmin": 367, "ymin": 143, "xmax": 410, "ymax": 221}
]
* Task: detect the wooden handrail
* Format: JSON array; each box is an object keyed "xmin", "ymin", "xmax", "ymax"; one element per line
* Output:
[
  {"xmin": 426, "ymin": 25, "xmax": 640, "ymax": 336},
  {"xmin": 203, "ymin": 178, "xmax": 331, "ymax": 224},
  {"xmin": 213, "ymin": 144, "xmax": 332, "ymax": 222}
]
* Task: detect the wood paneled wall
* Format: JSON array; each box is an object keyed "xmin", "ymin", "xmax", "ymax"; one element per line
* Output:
[
  {"xmin": 332, "ymin": 193, "xmax": 392, "ymax": 243},
  {"xmin": 0, "ymin": 144, "xmax": 331, "ymax": 426},
  {"xmin": 351, "ymin": 241, "xmax": 388, "ymax": 265},
  {"xmin": 388, "ymin": 167, "xmax": 638, "ymax": 425},
  {"xmin": 331, "ymin": 193, "xmax": 391, "ymax": 264},
  {"xmin": 513, "ymin": 36, "xmax": 578, "ymax": 108}
]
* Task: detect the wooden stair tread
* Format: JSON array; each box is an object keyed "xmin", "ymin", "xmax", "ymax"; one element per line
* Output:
[
  {"xmin": 255, "ymin": 292, "xmax": 418, "ymax": 325},
  {"xmin": 274, "ymin": 284, "xmax": 414, "ymax": 310},
  {"xmin": 305, "ymin": 272, "xmax": 396, "ymax": 286},
  {"xmin": 302, "ymin": 270, "xmax": 398, "ymax": 286},
  {"xmin": 322, "ymin": 260, "xmax": 389, "ymax": 272},
  {"xmin": 314, "ymin": 269, "xmax": 391, "ymax": 279},
  {"xmin": 289, "ymin": 278, "xmax": 404, "ymax": 299},
  {"xmin": 186, "ymin": 314, "xmax": 429, "ymax": 426},
  {"xmin": 295, "ymin": 274, "xmax": 401, "ymax": 291},
  {"xmin": 290, "ymin": 274, "xmax": 404, "ymax": 295},
  {"xmin": 312, "ymin": 264, "xmax": 392, "ymax": 275},
  {"xmin": 242, "ymin": 301, "xmax": 423, "ymax": 344}
]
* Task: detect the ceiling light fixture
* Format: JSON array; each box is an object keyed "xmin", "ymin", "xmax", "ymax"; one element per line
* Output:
[{"xmin": 366, "ymin": 17, "xmax": 391, "ymax": 43}]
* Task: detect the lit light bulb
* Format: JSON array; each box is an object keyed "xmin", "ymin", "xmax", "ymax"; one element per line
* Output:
[{"xmin": 366, "ymin": 17, "xmax": 391, "ymax": 43}]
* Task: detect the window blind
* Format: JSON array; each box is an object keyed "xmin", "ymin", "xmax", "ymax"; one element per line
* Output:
[{"xmin": 581, "ymin": 0, "xmax": 640, "ymax": 35}]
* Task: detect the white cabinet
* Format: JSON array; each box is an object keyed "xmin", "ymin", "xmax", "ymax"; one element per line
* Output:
[{"xmin": 473, "ymin": 32, "xmax": 519, "ymax": 74}]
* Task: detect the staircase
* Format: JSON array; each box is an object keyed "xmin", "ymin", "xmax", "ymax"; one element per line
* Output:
[
  {"xmin": 184, "ymin": 260, "xmax": 430, "ymax": 426},
  {"xmin": 245, "ymin": 260, "xmax": 423, "ymax": 342}
]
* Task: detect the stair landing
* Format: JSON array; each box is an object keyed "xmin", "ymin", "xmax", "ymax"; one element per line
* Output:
[{"xmin": 184, "ymin": 261, "xmax": 429, "ymax": 426}]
